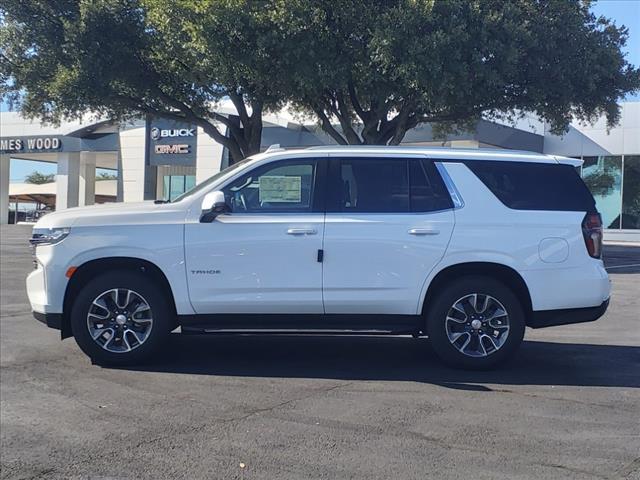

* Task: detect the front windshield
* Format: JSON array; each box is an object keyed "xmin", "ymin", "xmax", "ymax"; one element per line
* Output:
[{"xmin": 172, "ymin": 156, "xmax": 257, "ymax": 203}]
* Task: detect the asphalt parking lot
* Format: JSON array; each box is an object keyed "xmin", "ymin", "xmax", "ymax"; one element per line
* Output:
[{"xmin": 1, "ymin": 225, "xmax": 639, "ymax": 480}]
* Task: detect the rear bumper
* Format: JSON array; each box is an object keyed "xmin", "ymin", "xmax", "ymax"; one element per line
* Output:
[
  {"xmin": 522, "ymin": 262, "xmax": 610, "ymax": 311},
  {"xmin": 528, "ymin": 298, "xmax": 609, "ymax": 329},
  {"xmin": 33, "ymin": 311, "xmax": 63, "ymax": 330}
]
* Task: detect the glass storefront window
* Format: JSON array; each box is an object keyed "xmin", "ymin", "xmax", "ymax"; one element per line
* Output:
[
  {"xmin": 185, "ymin": 175, "xmax": 196, "ymax": 193},
  {"xmin": 163, "ymin": 175, "xmax": 196, "ymax": 201},
  {"xmin": 581, "ymin": 156, "xmax": 622, "ymax": 229},
  {"xmin": 622, "ymin": 156, "xmax": 640, "ymax": 229}
]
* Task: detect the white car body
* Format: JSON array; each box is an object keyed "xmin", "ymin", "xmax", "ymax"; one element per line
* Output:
[{"xmin": 26, "ymin": 147, "xmax": 611, "ymax": 367}]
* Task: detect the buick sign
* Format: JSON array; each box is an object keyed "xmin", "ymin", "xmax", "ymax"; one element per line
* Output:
[
  {"xmin": 150, "ymin": 127, "xmax": 195, "ymax": 140},
  {"xmin": 148, "ymin": 119, "xmax": 197, "ymax": 166}
]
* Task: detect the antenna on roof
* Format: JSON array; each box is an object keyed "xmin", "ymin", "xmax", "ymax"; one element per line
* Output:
[{"xmin": 265, "ymin": 144, "xmax": 283, "ymax": 153}]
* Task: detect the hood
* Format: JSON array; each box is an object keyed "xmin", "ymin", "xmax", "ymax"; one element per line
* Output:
[{"xmin": 35, "ymin": 201, "xmax": 187, "ymax": 229}]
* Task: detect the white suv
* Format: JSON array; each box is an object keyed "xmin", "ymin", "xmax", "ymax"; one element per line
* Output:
[{"xmin": 26, "ymin": 147, "xmax": 610, "ymax": 369}]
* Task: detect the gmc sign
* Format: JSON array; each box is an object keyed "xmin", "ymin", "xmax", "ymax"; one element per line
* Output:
[{"xmin": 154, "ymin": 144, "xmax": 190, "ymax": 154}]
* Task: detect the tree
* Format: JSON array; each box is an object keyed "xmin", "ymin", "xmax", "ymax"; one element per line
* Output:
[
  {"xmin": 0, "ymin": 0, "xmax": 302, "ymax": 163},
  {"xmin": 24, "ymin": 171, "xmax": 55, "ymax": 184},
  {"xmin": 288, "ymin": 0, "xmax": 640, "ymax": 145},
  {"xmin": 583, "ymin": 169, "xmax": 615, "ymax": 197},
  {"xmin": 2, "ymin": 1, "xmax": 639, "ymax": 160},
  {"xmin": 96, "ymin": 172, "xmax": 117, "ymax": 181}
]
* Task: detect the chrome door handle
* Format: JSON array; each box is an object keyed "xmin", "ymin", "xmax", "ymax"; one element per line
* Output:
[
  {"xmin": 287, "ymin": 228, "xmax": 317, "ymax": 235},
  {"xmin": 408, "ymin": 228, "xmax": 440, "ymax": 236}
]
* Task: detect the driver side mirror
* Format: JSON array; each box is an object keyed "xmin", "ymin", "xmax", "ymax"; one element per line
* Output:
[{"xmin": 200, "ymin": 191, "xmax": 230, "ymax": 223}]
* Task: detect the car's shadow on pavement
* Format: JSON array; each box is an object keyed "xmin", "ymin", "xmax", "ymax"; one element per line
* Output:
[{"xmin": 110, "ymin": 334, "xmax": 640, "ymax": 389}]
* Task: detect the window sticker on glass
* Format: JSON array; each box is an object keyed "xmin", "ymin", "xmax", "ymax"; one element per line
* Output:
[{"xmin": 259, "ymin": 176, "xmax": 302, "ymax": 202}]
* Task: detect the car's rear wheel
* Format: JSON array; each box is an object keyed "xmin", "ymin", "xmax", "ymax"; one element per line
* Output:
[
  {"xmin": 70, "ymin": 271, "xmax": 171, "ymax": 364},
  {"xmin": 426, "ymin": 276, "xmax": 525, "ymax": 369}
]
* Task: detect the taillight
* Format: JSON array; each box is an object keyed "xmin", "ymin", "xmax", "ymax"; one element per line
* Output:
[{"xmin": 582, "ymin": 212, "xmax": 603, "ymax": 259}]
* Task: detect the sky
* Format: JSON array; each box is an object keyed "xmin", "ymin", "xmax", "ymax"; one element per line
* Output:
[
  {"xmin": 3, "ymin": 0, "xmax": 640, "ymax": 182},
  {"xmin": 591, "ymin": 0, "xmax": 640, "ymax": 98}
]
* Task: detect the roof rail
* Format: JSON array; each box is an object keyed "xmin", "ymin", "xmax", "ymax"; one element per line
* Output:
[{"xmin": 265, "ymin": 144, "xmax": 284, "ymax": 153}]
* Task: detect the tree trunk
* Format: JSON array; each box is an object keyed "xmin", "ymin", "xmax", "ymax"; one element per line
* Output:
[{"xmin": 313, "ymin": 90, "xmax": 416, "ymax": 147}]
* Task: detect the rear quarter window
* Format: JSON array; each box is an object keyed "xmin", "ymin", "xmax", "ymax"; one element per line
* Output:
[{"xmin": 465, "ymin": 161, "xmax": 596, "ymax": 212}]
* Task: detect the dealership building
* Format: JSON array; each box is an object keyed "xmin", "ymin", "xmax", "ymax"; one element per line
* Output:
[{"xmin": 1, "ymin": 102, "xmax": 639, "ymax": 241}]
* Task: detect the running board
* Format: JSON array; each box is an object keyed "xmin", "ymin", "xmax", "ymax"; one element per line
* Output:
[
  {"xmin": 181, "ymin": 327, "xmax": 419, "ymax": 336},
  {"xmin": 178, "ymin": 313, "xmax": 423, "ymax": 336}
]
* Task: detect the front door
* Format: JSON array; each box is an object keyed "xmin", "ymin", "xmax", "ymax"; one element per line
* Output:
[
  {"xmin": 322, "ymin": 156, "xmax": 455, "ymax": 315},
  {"xmin": 185, "ymin": 157, "xmax": 326, "ymax": 314}
]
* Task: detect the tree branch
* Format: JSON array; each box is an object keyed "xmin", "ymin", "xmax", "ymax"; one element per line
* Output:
[
  {"xmin": 389, "ymin": 102, "xmax": 412, "ymax": 145},
  {"xmin": 347, "ymin": 80, "xmax": 367, "ymax": 121},
  {"xmin": 113, "ymin": 94, "xmax": 237, "ymax": 157},
  {"xmin": 330, "ymin": 93, "xmax": 362, "ymax": 144},
  {"xmin": 312, "ymin": 105, "xmax": 348, "ymax": 145},
  {"xmin": 227, "ymin": 89, "xmax": 250, "ymax": 128},
  {"xmin": 133, "ymin": 59, "xmax": 250, "ymax": 157}
]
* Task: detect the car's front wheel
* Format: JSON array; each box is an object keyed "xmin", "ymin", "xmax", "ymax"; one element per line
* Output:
[
  {"xmin": 70, "ymin": 271, "xmax": 172, "ymax": 364},
  {"xmin": 426, "ymin": 276, "xmax": 526, "ymax": 369}
]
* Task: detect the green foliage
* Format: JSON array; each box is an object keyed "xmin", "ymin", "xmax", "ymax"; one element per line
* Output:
[
  {"xmin": 96, "ymin": 172, "xmax": 117, "ymax": 181},
  {"xmin": 0, "ymin": 0, "xmax": 287, "ymax": 162},
  {"xmin": 285, "ymin": 0, "xmax": 640, "ymax": 145},
  {"xmin": 583, "ymin": 170, "xmax": 615, "ymax": 197},
  {"xmin": 1, "ymin": 0, "xmax": 639, "ymax": 157},
  {"xmin": 24, "ymin": 171, "xmax": 55, "ymax": 184}
]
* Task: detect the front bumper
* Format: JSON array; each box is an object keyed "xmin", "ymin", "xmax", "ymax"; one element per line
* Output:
[{"xmin": 528, "ymin": 298, "xmax": 610, "ymax": 328}]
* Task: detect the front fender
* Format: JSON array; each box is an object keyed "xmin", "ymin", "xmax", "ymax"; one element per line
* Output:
[{"xmin": 56, "ymin": 224, "xmax": 194, "ymax": 315}]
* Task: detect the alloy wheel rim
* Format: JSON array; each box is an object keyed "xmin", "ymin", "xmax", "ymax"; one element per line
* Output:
[
  {"xmin": 445, "ymin": 293, "xmax": 510, "ymax": 358},
  {"xmin": 86, "ymin": 288, "xmax": 153, "ymax": 353}
]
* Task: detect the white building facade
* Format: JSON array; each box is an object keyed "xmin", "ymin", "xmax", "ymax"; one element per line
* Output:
[{"xmin": 1, "ymin": 103, "xmax": 639, "ymax": 240}]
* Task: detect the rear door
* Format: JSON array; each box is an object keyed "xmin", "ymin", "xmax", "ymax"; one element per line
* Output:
[{"xmin": 322, "ymin": 155, "xmax": 455, "ymax": 315}]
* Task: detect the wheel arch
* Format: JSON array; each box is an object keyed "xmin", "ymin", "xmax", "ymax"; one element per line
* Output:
[
  {"xmin": 421, "ymin": 262, "xmax": 533, "ymax": 327},
  {"xmin": 61, "ymin": 257, "xmax": 177, "ymax": 339}
]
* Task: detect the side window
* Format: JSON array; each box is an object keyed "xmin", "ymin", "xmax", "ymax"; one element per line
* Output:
[
  {"xmin": 222, "ymin": 159, "xmax": 317, "ymax": 213},
  {"xmin": 466, "ymin": 160, "xmax": 597, "ymax": 212},
  {"xmin": 338, "ymin": 158, "xmax": 409, "ymax": 213},
  {"xmin": 410, "ymin": 160, "xmax": 454, "ymax": 212}
]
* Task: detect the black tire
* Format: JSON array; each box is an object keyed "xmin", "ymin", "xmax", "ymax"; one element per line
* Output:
[
  {"xmin": 426, "ymin": 276, "xmax": 525, "ymax": 370},
  {"xmin": 70, "ymin": 270, "xmax": 172, "ymax": 365}
]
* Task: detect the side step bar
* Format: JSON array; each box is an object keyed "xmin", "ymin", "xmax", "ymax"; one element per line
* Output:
[
  {"xmin": 181, "ymin": 327, "xmax": 421, "ymax": 336},
  {"xmin": 178, "ymin": 313, "xmax": 424, "ymax": 336}
]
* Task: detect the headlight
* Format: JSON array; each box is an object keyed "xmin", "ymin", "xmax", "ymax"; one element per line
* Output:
[{"xmin": 30, "ymin": 227, "xmax": 71, "ymax": 247}]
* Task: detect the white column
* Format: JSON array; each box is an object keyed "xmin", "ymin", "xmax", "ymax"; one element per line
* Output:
[
  {"xmin": 0, "ymin": 154, "xmax": 9, "ymax": 225},
  {"xmin": 79, "ymin": 151, "xmax": 96, "ymax": 206},
  {"xmin": 56, "ymin": 152, "xmax": 80, "ymax": 210},
  {"xmin": 118, "ymin": 125, "xmax": 147, "ymax": 202},
  {"xmin": 196, "ymin": 125, "xmax": 226, "ymax": 184}
]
